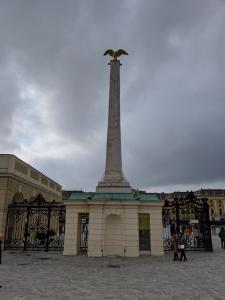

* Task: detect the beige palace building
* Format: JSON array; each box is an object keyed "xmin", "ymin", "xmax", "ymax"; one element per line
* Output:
[
  {"xmin": 195, "ymin": 189, "xmax": 225, "ymax": 221},
  {"xmin": 0, "ymin": 154, "xmax": 62, "ymax": 235},
  {"xmin": 157, "ymin": 189, "xmax": 225, "ymax": 222}
]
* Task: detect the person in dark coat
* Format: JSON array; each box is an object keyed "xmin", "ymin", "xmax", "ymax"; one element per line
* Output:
[
  {"xmin": 218, "ymin": 227, "xmax": 225, "ymax": 249},
  {"xmin": 178, "ymin": 232, "xmax": 187, "ymax": 261},
  {"xmin": 171, "ymin": 232, "xmax": 179, "ymax": 261}
]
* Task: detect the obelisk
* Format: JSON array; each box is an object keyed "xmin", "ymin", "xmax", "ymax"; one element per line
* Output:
[{"xmin": 96, "ymin": 57, "xmax": 131, "ymax": 193}]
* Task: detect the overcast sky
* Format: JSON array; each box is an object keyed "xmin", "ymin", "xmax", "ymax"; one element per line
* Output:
[{"xmin": 1, "ymin": 0, "xmax": 225, "ymax": 192}]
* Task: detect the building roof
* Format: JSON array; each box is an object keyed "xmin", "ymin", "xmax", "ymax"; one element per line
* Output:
[
  {"xmin": 0, "ymin": 154, "xmax": 62, "ymax": 198},
  {"xmin": 62, "ymin": 190, "xmax": 83, "ymax": 199},
  {"xmin": 68, "ymin": 192, "xmax": 159, "ymax": 202},
  {"xmin": 195, "ymin": 189, "xmax": 225, "ymax": 196},
  {"xmin": 0, "ymin": 154, "xmax": 61, "ymax": 188}
]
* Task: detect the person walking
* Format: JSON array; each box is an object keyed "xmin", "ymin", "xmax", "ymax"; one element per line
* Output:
[
  {"xmin": 178, "ymin": 232, "xmax": 187, "ymax": 261},
  {"xmin": 171, "ymin": 232, "xmax": 179, "ymax": 261},
  {"xmin": 218, "ymin": 227, "xmax": 225, "ymax": 249}
]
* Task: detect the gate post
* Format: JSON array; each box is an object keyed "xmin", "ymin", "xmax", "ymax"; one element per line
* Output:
[
  {"xmin": 46, "ymin": 206, "xmax": 51, "ymax": 252},
  {"xmin": 0, "ymin": 233, "xmax": 3, "ymax": 264},
  {"xmin": 203, "ymin": 198, "xmax": 213, "ymax": 252},
  {"xmin": 175, "ymin": 198, "xmax": 180, "ymax": 233},
  {"xmin": 24, "ymin": 207, "xmax": 31, "ymax": 251},
  {"xmin": 4, "ymin": 208, "xmax": 10, "ymax": 249}
]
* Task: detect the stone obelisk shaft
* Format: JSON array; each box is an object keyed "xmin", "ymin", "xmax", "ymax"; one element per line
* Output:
[
  {"xmin": 105, "ymin": 60, "xmax": 122, "ymax": 177},
  {"xmin": 97, "ymin": 60, "xmax": 131, "ymax": 193}
]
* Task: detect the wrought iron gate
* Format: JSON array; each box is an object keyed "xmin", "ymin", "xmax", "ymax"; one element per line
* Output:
[
  {"xmin": 163, "ymin": 192, "xmax": 213, "ymax": 252},
  {"xmin": 4, "ymin": 194, "xmax": 65, "ymax": 251}
]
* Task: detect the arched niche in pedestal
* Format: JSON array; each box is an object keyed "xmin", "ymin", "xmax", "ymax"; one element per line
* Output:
[{"xmin": 104, "ymin": 214, "xmax": 123, "ymax": 256}]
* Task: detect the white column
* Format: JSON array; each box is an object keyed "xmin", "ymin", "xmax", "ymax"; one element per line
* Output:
[
  {"xmin": 88, "ymin": 205, "xmax": 104, "ymax": 257},
  {"xmin": 150, "ymin": 208, "xmax": 164, "ymax": 256},
  {"xmin": 63, "ymin": 205, "xmax": 78, "ymax": 255}
]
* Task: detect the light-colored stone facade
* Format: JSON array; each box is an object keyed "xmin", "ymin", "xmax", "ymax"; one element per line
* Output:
[
  {"xmin": 0, "ymin": 154, "xmax": 62, "ymax": 234},
  {"xmin": 63, "ymin": 193, "xmax": 164, "ymax": 257}
]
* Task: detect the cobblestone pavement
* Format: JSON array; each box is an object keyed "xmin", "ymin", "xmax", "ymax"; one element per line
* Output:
[{"xmin": 0, "ymin": 237, "xmax": 224, "ymax": 300}]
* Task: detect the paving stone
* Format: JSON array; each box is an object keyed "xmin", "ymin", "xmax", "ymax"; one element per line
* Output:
[{"xmin": 0, "ymin": 237, "xmax": 225, "ymax": 299}]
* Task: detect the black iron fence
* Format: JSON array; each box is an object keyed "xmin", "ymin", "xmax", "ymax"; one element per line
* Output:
[
  {"xmin": 163, "ymin": 192, "xmax": 213, "ymax": 252},
  {"xmin": 4, "ymin": 194, "xmax": 65, "ymax": 251}
]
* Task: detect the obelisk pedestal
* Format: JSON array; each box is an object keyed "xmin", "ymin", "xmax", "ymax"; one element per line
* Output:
[{"xmin": 96, "ymin": 59, "xmax": 131, "ymax": 193}]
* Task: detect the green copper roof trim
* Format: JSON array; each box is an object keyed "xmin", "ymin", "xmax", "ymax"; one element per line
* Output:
[
  {"xmin": 93, "ymin": 193, "xmax": 134, "ymax": 200},
  {"xmin": 68, "ymin": 192, "xmax": 91, "ymax": 200},
  {"xmin": 138, "ymin": 194, "xmax": 159, "ymax": 201},
  {"xmin": 68, "ymin": 192, "xmax": 159, "ymax": 202}
]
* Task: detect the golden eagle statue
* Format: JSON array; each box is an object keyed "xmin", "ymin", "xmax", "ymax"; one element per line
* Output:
[{"xmin": 103, "ymin": 49, "xmax": 128, "ymax": 60}]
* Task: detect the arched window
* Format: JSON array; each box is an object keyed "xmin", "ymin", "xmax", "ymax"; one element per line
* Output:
[
  {"xmin": 219, "ymin": 208, "xmax": 223, "ymax": 216},
  {"xmin": 211, "ymin": 208, "xmax": 214, "ymax": 216}
]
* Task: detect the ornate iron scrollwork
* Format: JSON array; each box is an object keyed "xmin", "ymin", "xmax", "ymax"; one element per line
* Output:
[
  {"xmin": 4, "ymin": 194, "xmax": 65, "ymax": 251},
  {"xmin": 79, "ymin": 213, "xmax": 89, "ymax": 254},
  {"xmin": 162, "ymin": 191, "xmax": 213, "ymax": 252}
]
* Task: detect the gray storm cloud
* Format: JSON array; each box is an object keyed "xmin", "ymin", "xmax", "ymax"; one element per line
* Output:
[{"xmin": 0, "ymin": 0, "xmax": 225, "ymax": 192}]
